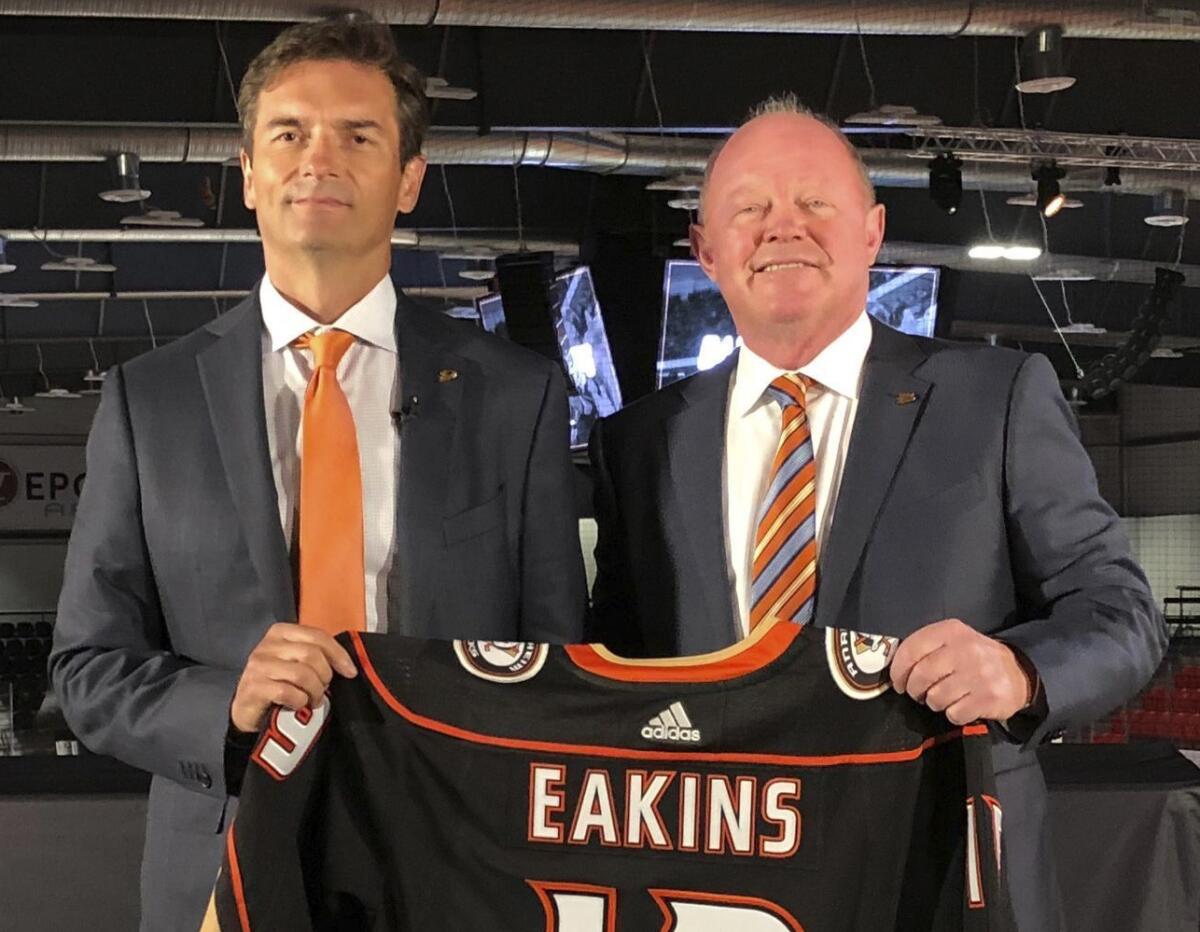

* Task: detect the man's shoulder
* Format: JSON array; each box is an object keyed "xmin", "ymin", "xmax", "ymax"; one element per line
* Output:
[
  {"xmin": 600, "ymin": 367, "xmax": 718, "ymax": 436},
  {"xmin": 880, "ymin": 326, "xmax": 1032, "ymax": 385}
]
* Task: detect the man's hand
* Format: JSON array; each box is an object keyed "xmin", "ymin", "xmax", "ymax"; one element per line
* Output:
[
  {"xmin": 890, "ymin": 619, "xmax": 1033, "ymax": 725},
  {"xmin": 230, "ymin": 623, "xmax": 358, "ymax": 734}
]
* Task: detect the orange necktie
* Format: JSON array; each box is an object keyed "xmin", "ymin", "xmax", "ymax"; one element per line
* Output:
[
  {"xmin": 749, "ymin": 373, "xmax": 817, "ymax": 630},
  {"xmin": 295, "ymin": 329, "xmax": 366, "ymax": 634}
]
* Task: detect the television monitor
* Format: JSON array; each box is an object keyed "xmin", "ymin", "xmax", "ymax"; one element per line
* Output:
[
  {"xmin": 657, "ymin": 260, "xmax": 943, "ymax": 388},
  {"xmin": 475, "ymin": 292, "xmax": 507, "ymax": 337},
  {"xmin": 548, "ymin": 266, "xmax": 623, "ymax": 450}
]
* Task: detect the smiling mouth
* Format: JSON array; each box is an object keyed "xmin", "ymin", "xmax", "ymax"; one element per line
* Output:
[
  {"xmin": 756, "ymin": 261, "xmax": 817, "ymax": 273},
  {"xmin": 291, "ymin": 197, "xmax": 349, "ymax": 208}
]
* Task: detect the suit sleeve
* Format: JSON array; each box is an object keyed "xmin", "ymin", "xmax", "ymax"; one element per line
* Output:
[
  {"xmin": 49, "ymin": 365, "xmax": 240, "ymax": 798},
  {"xmin": 517, "ymin": 364, "xmax": 587, "ymax": 643},
  {"xmin": 585, "ymin": 416, "xmax": 645, "ymax": 655},
  {"xmin": 996, "ymin": 353, "xmax": 1168, "ymax": 744}
]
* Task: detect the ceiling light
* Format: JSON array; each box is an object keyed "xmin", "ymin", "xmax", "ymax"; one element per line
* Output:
[
  {"xmin": 424, "ymin": 77, "xmax": 478, "ymax": 101},
  {"xmin": 1016, "ymin": 25, "xmax": 1076, "ymax": 94},
  {"xmin": 1033, "ymin": 162, "xmax": 1067, "ymax": 217},
  {"xmin": 0, "ymin": 236, "xmax": 13, "ymax": 274},
  {"xmin": 1145, "ymin": 189, "xmax": 1190, "ymax": 227},
  {"xmin": 2, "ymin": 397, "xmax": 35, "ymax": 414},
  {"xmin": 646, "ymin": 175, "xmax": 704, "ymax": 192},
  {"xmin": 968, "ymin": 243, "xmax": 1042, "ymax": 261},
  {"xmin": 844, "ymin": 104, "xmax": 942, "ymax": 127},
  {"xmin": 672, "ymin": 238, "xmax": 692, "ymax": 248},
  {"xmin": 99, "ymin": 152, "xmax": 151, "ymax": 203},
  {"xmin": 457, "ymin": 258, "xmax": 495, "ymax": 282},
  {"xmin": 40, "ymin": 256, "xmax": 118, "ymax": 273},
  {"xmin": 928, "ymin": 153, "xmax": 963, "ymax": 215},
  {"xmin": 667, "ymin": 196, "xmax": 701, "ymax": 211},
  {"xmin": 0, "ymin": 295, "xmax": 39, "ymax": 307},
  {"xmin": 35, "ymin": 387, "xmax": 83, "ymax": 400},
  {"xmin": 121, "ymin": 208, "xmax": 204, "ymax": 228},
  {"xmin": 1006, "ymin": 193, "xmax": 1082, "ymax": 210}
]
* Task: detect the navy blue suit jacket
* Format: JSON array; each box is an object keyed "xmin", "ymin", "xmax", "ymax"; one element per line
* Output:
[
  {"xmin": 589, "ymin": 320, "xmax": 1167, "ymax": 932},
  {"xmin": 51, "ymin": 288, "xmax": 587, "ymax": 930}
]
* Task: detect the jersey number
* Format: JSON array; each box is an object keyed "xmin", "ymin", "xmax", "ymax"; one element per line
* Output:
[
  {"xmin": 252, "ymin": 697, "xmax": 330, "ymax": 781},
  {"xmin": 528, "ymin": 881, "xmax": 803, "ymax": 931}
]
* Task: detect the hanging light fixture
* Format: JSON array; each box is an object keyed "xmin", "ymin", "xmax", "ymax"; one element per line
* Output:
[
  {"xmin": 1016, "ymin": 25, "xmax": 1076, "ymax": 94},
  {"xmin": 1033, "ymin": 162, "xmax": 1067, "ymax": 217},
  {"xmin": 99, "ymin": 152, "xmax": 151, "ymax": 203},
  {"xmin": 928, "ymin": 153, "xmax": 963, "ymax": 215},
  {"xmin": 1144, "ymin": 189, "xmax": 1189, "ymax": 227}
]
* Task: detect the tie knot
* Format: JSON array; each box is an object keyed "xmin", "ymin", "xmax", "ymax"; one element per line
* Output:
[
  {"xmin": 295, "ymin": 329, "xmax": 355, "ymax": 369},
  {"xmin": 767, "ymin": 373, "xmax": 811, "ymax": 409}
]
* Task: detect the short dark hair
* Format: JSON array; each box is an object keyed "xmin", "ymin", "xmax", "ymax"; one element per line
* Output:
[{"xmin": 237, "ymin": 11, "xmax": 429, "ymax": 164}]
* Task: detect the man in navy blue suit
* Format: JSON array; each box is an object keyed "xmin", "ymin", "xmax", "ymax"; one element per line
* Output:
[{"xmin": 589, "ymin": 96, "xmax": 1166, "ymax": 932}]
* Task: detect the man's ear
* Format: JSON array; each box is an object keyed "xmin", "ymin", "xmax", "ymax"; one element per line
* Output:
[
  {"xmin": 691, "ymin": 223, "xmax": 716, "ymax": 279},
  {"xmin": 396, "ymin": 154, "xmax": 427, "ymax": 214},
  {"xmin": 864, "ymin": 202, "xmax": 886, "ymax": 263},
  {"xmin": 240, "ymin": 148, "xmax": 256, "ymax": 210}
]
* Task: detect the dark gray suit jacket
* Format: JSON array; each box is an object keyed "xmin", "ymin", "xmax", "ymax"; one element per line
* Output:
[
  {"xmin": 588, "ymin": 320, "xmax": 1167, "ymax": 932},
  {"xmin": 50, "ymin": 288, "xmax": 586, "ymax": 931}
]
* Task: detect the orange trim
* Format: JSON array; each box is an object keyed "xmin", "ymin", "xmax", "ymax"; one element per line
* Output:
[
  {"xmin": 226, "ymin": 824, "xmax": 252, "ymax": 932},
  {"xmin": 350, "ymin": 631, "xmax": 988, "ymax": 766},
  {"xmin": 650, "ymin": 888, "xmax": 804, "ymax": 932},
  {"xmin": 564, "ymin": 618, "xmax": 798, "ymax": 683}
]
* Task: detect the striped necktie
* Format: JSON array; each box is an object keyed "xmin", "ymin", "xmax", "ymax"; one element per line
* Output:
[
  {"xmin": 294, "ymin": 329, "xmax": 366, "ymax": 634},
  {"xmin": 749, "ymin": 373, "xmax": 817, "ymax": 631}
]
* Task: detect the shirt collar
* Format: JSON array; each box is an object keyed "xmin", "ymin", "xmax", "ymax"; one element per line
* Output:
[
  {"xmin": 259, "ymin": 273, "xmax": 397, "ymax": 354},
  {"xmin": 730, "ymin": 310, "xmax": 873, "ymax": 418}
]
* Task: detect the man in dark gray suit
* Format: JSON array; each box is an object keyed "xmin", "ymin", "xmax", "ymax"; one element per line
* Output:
[
  {"xmin": 50, "ymin": 15, "xmax": 585, "ymax": 931},
  {"xmin": 589, "ymin": 98, "xmax": 1166, "ymax": 932}
]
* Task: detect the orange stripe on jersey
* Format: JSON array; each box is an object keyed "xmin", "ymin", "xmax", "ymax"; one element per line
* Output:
[
  {"xmin": 350, "ymin": 629, "xmax": 989, "ymax": 766},
  {"xmin": 227, "ymin": 824, "xmax": 252, "ymax": 932},
  {"xmin": 565, "ymin": 615, "xmax": 797, "ymax": 682}
]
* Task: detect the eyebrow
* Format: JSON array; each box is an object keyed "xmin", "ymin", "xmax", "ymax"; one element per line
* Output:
[{"xmin": 261, "ymin": 117, "xmax": 384, "ymax": 132}]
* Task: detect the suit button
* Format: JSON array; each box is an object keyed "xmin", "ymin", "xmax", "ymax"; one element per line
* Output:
[{"xmin": 198, "ymin": 769, "xmax": 213, "ymax": 789}]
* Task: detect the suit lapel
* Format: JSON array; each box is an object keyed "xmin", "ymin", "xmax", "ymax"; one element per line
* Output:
[
  {"xmin": 664, "ymin": 356, "xmax": 740, "ymax": 650},
  {"xmin": 816, "ymin": 321, "xmax": 932, "ymax": 629},
  {"xmin": 390, "ymin": 294, "xmax": 466, "ymax": 630},
  {"xmin": 197, "ymin": 294, "xmax": 296, "ymax": 622}
]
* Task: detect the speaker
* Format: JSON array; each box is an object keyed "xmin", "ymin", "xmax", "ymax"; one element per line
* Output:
[{"xmin": 494, "ymin": 251, "xmax": 559, "ymax": 362}]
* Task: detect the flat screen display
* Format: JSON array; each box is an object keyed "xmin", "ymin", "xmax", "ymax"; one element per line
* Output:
[
  {"xmin": 549, "ymin": 266, "xmax": 623, "ymax": 449},
  {"xmin": 475, "ymin": 292, "xmax": 507, "ymax": 336},
  {"xmin": 657, "ymin": 260, "xmax": 942, "ymax": 388}
]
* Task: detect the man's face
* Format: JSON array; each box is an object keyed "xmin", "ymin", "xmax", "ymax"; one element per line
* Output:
[
  {"xmin": 691, "ymin": 114, "xmax": 885, "ymax": 359},
  {"xmin": 241, "ymin": 58, "xmax": 426, "ymax": 261}
]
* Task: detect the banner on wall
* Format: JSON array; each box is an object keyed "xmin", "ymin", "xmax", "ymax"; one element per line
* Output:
[{"xmin": 0, "ymin": 445, "xmax": 86, "ymax": 533}]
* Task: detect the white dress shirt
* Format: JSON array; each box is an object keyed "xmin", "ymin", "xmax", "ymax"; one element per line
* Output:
[
  {"xmin": 724, "ymin": 311, "xmax": 873, "ymax": 637},
  {"xmin": 259, "ymin": 274, "xmax": 399, "ymax": 633}
]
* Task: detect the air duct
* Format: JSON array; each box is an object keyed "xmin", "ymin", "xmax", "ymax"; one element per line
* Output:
[{"xmin": 0, "ymin": 1, "xmax": 1196, "ymax": 40}]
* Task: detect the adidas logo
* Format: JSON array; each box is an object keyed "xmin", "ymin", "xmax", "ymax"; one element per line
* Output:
[{"xmin": 641, "ymin": 701, "xmax": 701, "ymax": 743}]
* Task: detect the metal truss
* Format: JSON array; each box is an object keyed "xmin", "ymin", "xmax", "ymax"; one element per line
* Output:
[{"xmin": 909, "ymin": 127, "xmax": 1200, "ymax": 172}]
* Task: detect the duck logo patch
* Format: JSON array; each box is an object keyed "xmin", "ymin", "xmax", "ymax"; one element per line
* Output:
[
  {"xmin": 454, "ymin": 639, "xmax": 548, "ymax": 683},
  {"xmin": 826, "ymin": 628, "xmax": 898, "ymax": 700}
]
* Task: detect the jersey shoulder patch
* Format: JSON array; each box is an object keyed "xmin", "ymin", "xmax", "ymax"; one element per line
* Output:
[
  {"xmin": 825, "ymin": 628, "xmax": 898, "ymax": 700},
  {"xmin": 453, "ymin": 640, "xmax": 548, "ymax": 683}
]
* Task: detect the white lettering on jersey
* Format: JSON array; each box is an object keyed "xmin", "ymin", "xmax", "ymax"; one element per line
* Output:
[
  {"xmin": 625, "ymin": 770, "xmax": 674, "ymax": 848},
  {"xmin": 705, "ymin": 775, "xmax": 756, "ymax": 855},
  {"xmin": 759, "ymin": 778, "xmax": 802, "ymax": 857},
  {"xmin": 568, "ymin": 769, "xmax": 620, "ymax": 846},
  {"xmin": 528, "ymin": 764, "xmax": 567, "ymax": 842},
  {"xmin": 678, "ymin": 773, "xmax": 701, "ymax": 851},
  {"xmin": 252, "ymin": 697, "xmax": 330, "ymax": 781},
  {"xmin": 530, "ymin": 884, "xmax": 802, "ymax": 932}
]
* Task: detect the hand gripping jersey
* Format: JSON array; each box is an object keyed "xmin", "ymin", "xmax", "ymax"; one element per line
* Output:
[{"xmin": 203, "ymin": 621, "xmax": 1014, "ymax": 931}]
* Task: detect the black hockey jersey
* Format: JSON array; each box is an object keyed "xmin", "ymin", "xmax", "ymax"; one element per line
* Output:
[{"xmin": 203, "ymin": 621, "xmax": 1014, "ymax": 931}]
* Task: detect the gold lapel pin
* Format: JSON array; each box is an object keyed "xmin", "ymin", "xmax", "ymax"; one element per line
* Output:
[
  {"xmin": 437, "ymin": 369, "xmax": 459, "ymax": 383},
  {"xmin": 894, "ymin": 391, "xmax": 918, "ymax": 406}
]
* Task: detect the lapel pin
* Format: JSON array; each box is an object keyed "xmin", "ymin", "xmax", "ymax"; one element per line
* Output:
[
  {"xmin": 894, "ymin": 392, "xmax": 918, "ymax": 406},
  {"xmin": 437, "ymin": 369, "xmax": 459, "ymax": 383}
]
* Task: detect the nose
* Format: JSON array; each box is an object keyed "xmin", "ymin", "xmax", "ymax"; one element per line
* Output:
[
  {"xmin": 301, "ymin": 129, "xmax": 341, "ymax": 180},
  {"xmin": 762, "ymin": 201, "xmax": 809, "ymax": 242}
]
